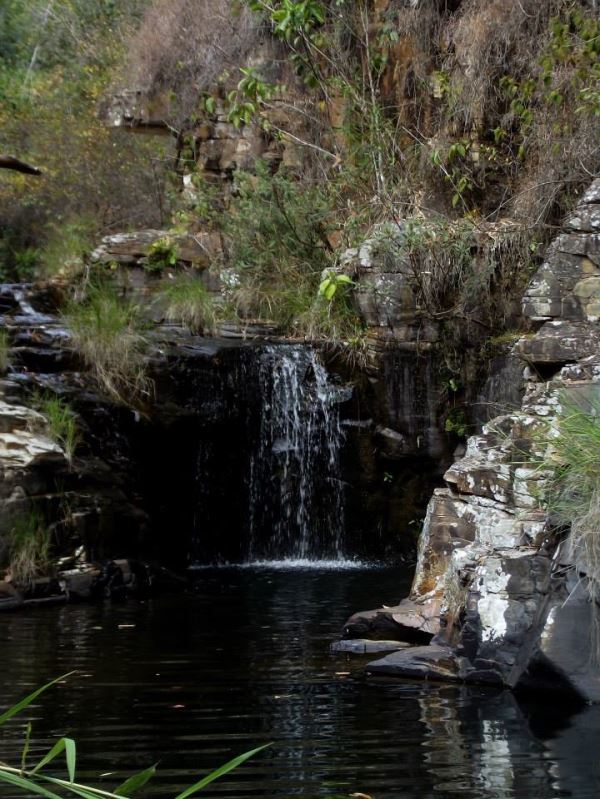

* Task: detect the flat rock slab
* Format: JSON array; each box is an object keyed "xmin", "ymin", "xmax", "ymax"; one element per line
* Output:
[
  {"xmin": 343, "ymin": 597, "xmax": 439, "ymax": 642},
  {"xmin": 366, "ymin": 645, "xmax": 461, "ymax": 682},
  {"xmin": 331, "ymin": 639, "xmax": 411, "ymax": 655}
]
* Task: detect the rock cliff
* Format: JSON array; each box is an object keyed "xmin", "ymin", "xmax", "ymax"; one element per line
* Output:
[{"xmin": 345, "ymin": 180, "xmax": 600, "ymax": 701}]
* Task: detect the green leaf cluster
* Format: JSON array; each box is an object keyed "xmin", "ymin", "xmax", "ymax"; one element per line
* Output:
[{"xmin": 0, "ymin": 675, "xmax": 270, "ymax": 799}]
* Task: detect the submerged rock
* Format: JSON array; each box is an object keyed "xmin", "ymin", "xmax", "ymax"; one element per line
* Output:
[{"xmin": 331, "ymin": 639, "xmax": 411, "ymax": 655}]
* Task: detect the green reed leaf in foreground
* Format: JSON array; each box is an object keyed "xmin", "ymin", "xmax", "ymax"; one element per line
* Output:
[
  {"xmin": 31, "ymin": 737, "xmax": 77, "ymax": 783},
  {"xmin": 174, "ymin": 744, "xmax": 271, "ymax": 799},
  {"xmin": 1, "ymin": 673, "xmax": 269, "ymax": 798},
  {"xmin": 0, "ymin": 769, "xmax": 64, "ymax": 799},
  {"xmin": 0, "ymin": 673, "xmax": 75, "ymax": 727},
  {"xmin": 114, "ymin": 764, "xmax": 157, "ymax": 796}
]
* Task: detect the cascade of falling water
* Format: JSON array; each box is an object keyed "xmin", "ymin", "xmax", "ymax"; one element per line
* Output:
[{"xmin": 247, "ymin": 344, "xmax": 348, "ymax": 561}]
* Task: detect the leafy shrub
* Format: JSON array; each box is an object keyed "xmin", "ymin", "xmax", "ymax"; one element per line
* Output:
[
  {"xmin": 0, "ymin": 1, "xmax": 169, "ymax": 282},
  {"xmin": 221, "ymin": 164, "xmax": 339, "ymax": 330},
  {"xmin": 161, "ymin": 274, "xmax": 217, "ymax": 333},
  {"xmin": 7, "ymin": 510, "xmax": 51, "ymax": 586},
  {"xmin": 65, "ymin": 284, "xmax": 150, "ymax": 404}
]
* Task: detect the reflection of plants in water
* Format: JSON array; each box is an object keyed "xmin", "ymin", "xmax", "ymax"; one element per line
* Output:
[{"xmin": 0, "ymin": 673, "xmax": 270, "ymax": 798}]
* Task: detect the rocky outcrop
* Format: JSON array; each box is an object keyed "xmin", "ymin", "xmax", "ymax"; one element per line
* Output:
[
  {"xmin": 346, "ymin": 179, "xmax": 600, "ymax": 701},
  {"xmin": 90, "ymin": 229, "xmax": 220, "ymax": 268}
]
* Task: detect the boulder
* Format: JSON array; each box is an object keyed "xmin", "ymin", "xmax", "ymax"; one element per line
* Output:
[{"xmin": 90, "ymin": 230, "xmax": 220, "ymax": 268}]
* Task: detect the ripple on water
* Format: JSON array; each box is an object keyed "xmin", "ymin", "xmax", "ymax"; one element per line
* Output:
[{"xmin": 0, "ymin": 567, "xmax": 598, "ymax": 799}]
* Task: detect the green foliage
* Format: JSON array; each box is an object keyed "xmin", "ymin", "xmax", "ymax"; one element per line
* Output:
[
  {"xmin": 246, "ymin": 0, "xmax": 325, "ymax": 40},
  {"xmin": 222, "ymin": 163, "xmax": 335, "ymax": 330},
  {"xmin": 497, "ymin": 9, "xmax": 600, "ymax": 161},
  {"xmin": 65, "ymin": 284, "xmax": 150, "ymax": 404},
  {"xmin": 0, "ymin": 0, "xmax": 168, "ymax": 281},
  {"xmin": 444, "ymin": 408, "xmax": 467, "ymax": 438},
  {"xmin": 146, "ymin": 236, "xmax": 179, "ymax": 272},
  {"xmin": 39, "ymin": 219, "xmax": 94, "ymax": 279},
  {"xmin": 0, "ymin": 676, "xmax": 270, "ymax": 798},
  {"xmin": 318, "ymin": 272, "xmax": 353, "ymax": 302},
  {"xmin": 161, "ymin": 274, "xmax": 217, "ymax": 334},
  {"xmin": 6, "ymin": 510, "xmax": 51, "ymax": 585},
  {"xmin": 35, "ymin": 394, "xmax": 81, "ymax": 465},
  {"xmin": 226, "ymin": 67, "xmax": 281, "ymax": 129},
  {"xmin": 0, "ymin": 328, "xmax": 10, "ymax": 373}
]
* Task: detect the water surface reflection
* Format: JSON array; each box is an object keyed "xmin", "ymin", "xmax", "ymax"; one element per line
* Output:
[{"xmin": 0, "ymin": 567, "xmax": 598, "ymax": 798}]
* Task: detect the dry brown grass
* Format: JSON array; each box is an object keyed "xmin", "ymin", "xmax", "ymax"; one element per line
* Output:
[{"xmin": 124, "ymin": 0, "xmax": 265, "ymax": 125}]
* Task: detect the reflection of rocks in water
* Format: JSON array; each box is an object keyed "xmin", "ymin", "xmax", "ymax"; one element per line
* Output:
[
  {"xmin": 418, "ymin": 687, "xmax": 586, "ymax": 798},
  {"xmin": 521, "ymin": 698, "xmax": 600, "ymax": 798}
]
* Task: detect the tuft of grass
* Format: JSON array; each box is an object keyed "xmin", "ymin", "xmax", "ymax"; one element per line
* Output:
[
  {"xmin": 161, "ymin": 274, "xmax": 217, "ymax": 333},
  {"xmin": 35, "ymin": 394, "xmax": 81, "ymax": 465},
  {"xmin": 0, "ymin": 328, "xmax": 10, "ymax": 373},
  {"xmin": 534, "ymin": 392, "xmax": 600, "ymax": 660},
  {"xmin": 65, "ymin": 283, "xmax": 150, "ymax": 404},
  {"xmin": 7, "ymin": 510, "xmax": 51, "ymax": 586}
]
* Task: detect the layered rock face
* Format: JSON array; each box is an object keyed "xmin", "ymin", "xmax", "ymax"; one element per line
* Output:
[{"xmin": 345, "ymin": 180, "xmax": 600, "ymax": 701}]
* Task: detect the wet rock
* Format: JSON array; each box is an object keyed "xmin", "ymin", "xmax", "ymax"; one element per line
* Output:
[
  {"xmin": 366, "ymin": 645, "xmax": 461, "ymax": 682},
  {"xmin": 534, "ymin": 575, "xmax": 600, "ymax": 703},
  {"xmin": 330, "ymin": 639, "xmax": 410, "ymax": 654},
  {"xmin": 375, "ymin": 425, "xmax": 408, "ymax": 459},
  {"xmin": 343, "ymin": 598, "xmax": 438, "ymax": 642},
  {"xmin": 59, "ymin": 568, "xmax": 100, "ymax": 600}
]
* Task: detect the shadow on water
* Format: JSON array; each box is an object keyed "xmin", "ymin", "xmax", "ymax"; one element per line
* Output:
[{"xmin": 0, "ymin": 566, "xmax": 599, "ymax": 798}]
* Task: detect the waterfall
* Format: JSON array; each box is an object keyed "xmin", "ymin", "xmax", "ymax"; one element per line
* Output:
[{"xmin": 247, "ymin": 344, "xmax": 347, "ymax": 561}]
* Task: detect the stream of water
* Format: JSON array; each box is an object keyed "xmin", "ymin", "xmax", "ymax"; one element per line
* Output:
[
  {"xmin": 1, "ymin": 566, "xmax": 599, "ymax": 799},
  {"xmin": 247, "ymin": 345, "xmax": 348, "ymax": 561}
]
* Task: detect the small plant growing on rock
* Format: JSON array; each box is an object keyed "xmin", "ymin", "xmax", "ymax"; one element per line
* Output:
[
  {"xmin": 318, "ymin": 272, "xmax": 354, "ymax": 302},
  {"xmin": 146, "ymin": 236, "xmax": 179, "ymax": 272},
  {"xmin": 6, "ymin": 510, "xmax": 51, "ymax": 586},
  {"xmin": 36, "ymin": 394, "xmax": 81, "ymax": 465},
  {"xmin": 161, "ymin": 274, "xmax": 218, "ymax": 334},
  {"xmin": 65, "ymin": 284, "xmax": 150, "ymax": 404}
]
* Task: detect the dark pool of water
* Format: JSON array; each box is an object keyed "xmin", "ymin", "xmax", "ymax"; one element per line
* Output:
[{"xmin": 1, "ymin": 565, "xmax": 600, "ymax": 799}]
